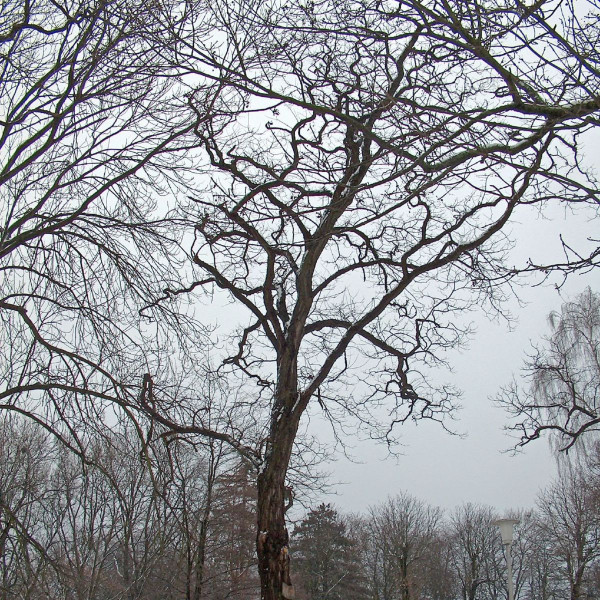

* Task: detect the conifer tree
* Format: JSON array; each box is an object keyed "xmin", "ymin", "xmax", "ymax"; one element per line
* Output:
[{"xmin": 292, "ymin": 504, "xmax": 367, "ymax": 600}]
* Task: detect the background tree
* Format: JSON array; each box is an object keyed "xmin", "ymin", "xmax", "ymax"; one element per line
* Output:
[
  {"xmin": 166, "ymin": 438, "xmax": 225, "ymax": 600},
  {"xmin": 448, "ymin": 504, "xmax": 502, "ymax": 600},
  {"xmin": 0, "ymin": 414, "xmax": 259, "ymax": 600},
  {"xmin": 0, "ymin": 415, "xmax": 55, "ymax": 600},
  {"xmin": 501, "ymin": 288, "xmax": 600, "ymax": 450},
  {"xmin": 365, "ymin": 493, "xmax": 442, "ymax": 600},
  {"xmin": 418, "ymin": 530, "xmax": 456, "ymax": 600},
  {"xmin": 49, "ymin": 446, "xmax": 120, "ymax": 600},
  {"xmin": 536, "ymin": 461, "xmax": 600, "ymax": 600},
  {"xmin": 508, "ymin": 511, "xmax": 545, "ymax": 600},
  {"xmin": 7, "ymin": 410, "xmax": 600, "ymax": 600},
  {"xmin": 207, "ymin": 459, "xmax": 260, "ymax": 599},
  {"xmin": 518, "ymin": 514, "xmax": 563, "ymax": 600},
  {"xmin": 292, "ymin": 503, "xmax": 367, "ymax": 600}
]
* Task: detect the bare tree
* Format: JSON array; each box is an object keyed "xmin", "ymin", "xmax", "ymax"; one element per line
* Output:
[
  {"xmin": 364, "ymin": 493, "xmax": 443, "ymax": 600},
  {"xmin": 418, "ymin": 529, "xmax": 456, "ymax": 600},
  {"xmin": 49, "ymin": 446, "xmax": 122, "ymax": 600},
  {"xmin": 536, "ymin": 462, "xmax": 600, "ymax": 600},
  {"xmin": 0, "ymin": 0, "xmax": 217, "ymax": 457},
  {"xmin": 134, "ymin": 1, "xmax": 600, "ymax": 598},
  {"xmin": 166, "ymin": 439, "xmax": 225, "ymax": 600},
  {"xmin": 518, "ymin": 513, "xmax": 564, "ymax": 600},
  {"xmin": 0, "ymin": 415, "xmax": 56, "ymax": 600},
  {"xmin": 0, "ymin": 413, "xmax": 261, "ymax": 600},
  {"xmin": 500, "ymin": 288, "xmax": 600, "ymax": 450},
  {"xmin": 448, "ymin": 504, "xmax": 502, "ymax": 600}
]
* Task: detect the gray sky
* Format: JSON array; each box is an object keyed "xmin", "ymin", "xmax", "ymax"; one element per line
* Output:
[{"xmin": 320, "ymin": 207, "xmax": 600, "ymax": 515}]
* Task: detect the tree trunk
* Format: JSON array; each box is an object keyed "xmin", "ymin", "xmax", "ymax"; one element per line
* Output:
[
  {"xmin": 401, "ymin": 558, "xmax": 410, "ymax": 600},
  {"xmin": 571, "ymin": 568, "xmax": 583, "ymax": 600},
  {"xmin": 571, "ymin": 550, "xmax": 587, "ymax": 600},
  {"xmin": 192, "ymin": 503, "xmax": 211, "ymax": 600},
  {"xmin": 257, "ymin": 472, "xmax": 291, "ymax": 600},
  {"xmin": 256, "ymin": 387, "xmax": 301, "ymax": 600},
  {"xmin": 193, "ymin": 443, "xmax": 218, "ymax": 600}
]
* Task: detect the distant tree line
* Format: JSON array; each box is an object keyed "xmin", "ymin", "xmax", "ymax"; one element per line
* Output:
[
  {"xmin": 0, "ymin": 415, "xmax": 258, "ymax": 600},
  {"xmin": 3, "ymin": 413, "xmax": 600, "ymax": 600},
  {"xmin": 292, "ymin": 459, "xmax": 600, "ymax": 600}
]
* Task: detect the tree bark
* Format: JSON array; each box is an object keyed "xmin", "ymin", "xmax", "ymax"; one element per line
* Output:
[
  {"xmin": 571, "ymin": 564, "xmax": 584, "ymax": 600},
  {"xmin": 257, "ymin": 471, "xmax": 292, "ymax": 600},
  {"xmin": 256, "ymin": 384, "xmax": 301, "ymax": 600},
  {"xmin": 192, "ymin": 443, "xmax": 218, "ymax": 600},
  {"xmin": 192, "ymin": 484, "xmax": 212, "ymax": 600}
]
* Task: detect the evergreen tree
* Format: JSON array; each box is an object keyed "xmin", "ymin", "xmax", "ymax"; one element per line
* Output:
[
  {"xmin": 292, "ymin": 504, "xmax": 367, "ymax": 600},
  {"xmin": 209, "ymin": 460, "xmax": 259, "ymax": 599}
]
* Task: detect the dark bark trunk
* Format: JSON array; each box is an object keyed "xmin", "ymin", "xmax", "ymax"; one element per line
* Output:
[
  {"xmin": 192, "ymin": 502, "xmax": 211, "ymax": 600},
  {"xmin": 256, "ymin": 382, "xmax": 302, "ymax": 600},
  {"xmin": 193, "ymin": 442, "xmax": 218, "ymax": 600},
  {"xmin": 122, "ymin": 530, "xmax": 135, "ymax": 600},
  {"xmin": 255, "ymin": 270, "xmax": 313, "ymax": 600},
  {"xmin": 257, "ymin": 470, "xmax": 292, "ymax": 600},
  {"xmin": 571, "ymin": 547, "xmax": 587, "ymax": 600},
  {"xmin": 571, "ymin": 570, "xmax": 583, "ymax": 600},
  {"xmin": 401, "ymin": 580, "xmax": 410, "ymax": 600},
  {"xmin": 401, "ymin": 557, "xmax": 410, "ymax": 600}
]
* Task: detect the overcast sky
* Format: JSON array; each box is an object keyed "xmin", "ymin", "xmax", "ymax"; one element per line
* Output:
[{"xmin": 319, "ymin": 205, "xmax": 600, "ymax": 516}]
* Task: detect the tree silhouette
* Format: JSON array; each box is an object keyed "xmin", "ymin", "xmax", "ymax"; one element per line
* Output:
[{"xmin": 142, "ymin": 1, "xmax": 600, "ymax": 597}]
